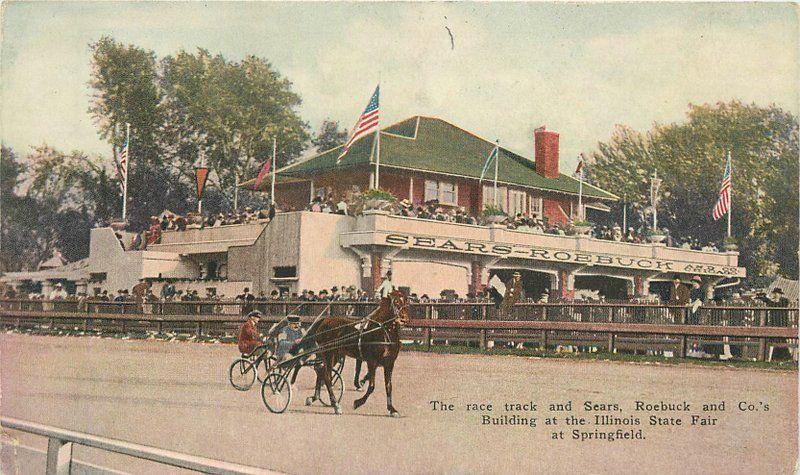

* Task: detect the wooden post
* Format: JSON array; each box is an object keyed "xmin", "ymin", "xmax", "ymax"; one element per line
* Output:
[
  {"xmin": 679, "ymin": 335, "xmax": 688, "ymax": 358},
  {"xmin": 46, "ymin": 437, "xmax": 73, "ymax": 475},
  {"xmin": 121, "ymin": 320, "xmax": 127, "ymax": 333},
  {"xmin": 479, "ymin": 305, "xmax": 487, "ymax": 350},
  {"xmin": 83, "ymin": 318, "xmax": 88, "ymax": 332},
  {"xmin": 426, "ymin": 328, "xmax": 432, "ymax": 351},
  {"xmin": 757, "ymin": 310, "xmax": 767, "ymax": 361},
  {"xmin": 157, "ymin": 321, "xmax": 163, "ymax": 334},
  {"xmin": 196, "ymin": 322, "xmax": 202, "ymax": 338},
  {"xmin": 608, "ymin": 333, "xmax": 616, "ymax": 354},
  {"xmin": 540, "ymin": 330, "xmax": 548, "ymax": 350}
]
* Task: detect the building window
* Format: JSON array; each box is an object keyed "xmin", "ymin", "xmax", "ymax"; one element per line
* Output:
[
  {"xmin": 508, "ymin": 189, "xmax": 526, "ymax": 216},
  {"xmin": 440, "ymin": 182, "xmax": 457, "ymax": 205},
  {"xmin": 424, "ymin": 180, "xmax": 439, "ymax": 202},
  {"xmin": 273, "ymin": 266, "xmax": 297, "ymax": 278},
  {"xmin": 482, "ymin": 184, "xmax": 507, "ymax": 212},
  {"xmin": 529, "ymin": 195, "xmax": 543, "ymax": 217},
  {"xmin": 424, "ymin": 180, "xmax": 458, "ymax": 205}
]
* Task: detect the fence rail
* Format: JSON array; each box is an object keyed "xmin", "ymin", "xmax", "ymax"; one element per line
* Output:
[
  {"xmin": 1, "ymin": 299, "xmax": 797, "ymax": 361},
  {"xmin": 1, "ymin": 417, "xmax": 271, "ymax": 475},
  {"xmin": 1, "ymin": 298, "xmax": 797, "ymax": 327}
]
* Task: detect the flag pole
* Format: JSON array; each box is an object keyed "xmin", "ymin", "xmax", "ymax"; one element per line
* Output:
[
  {"xmin": 374, "ymin": 78, "xmax": 381, "ymax": 190},
  {"xmin": 578, "ymin": 155, "xmax": 584, "ymax": 221},
  {"xmin": 493, "ymin": 140, "xmax": 499, "ymax": 207},
  {"xmin": 234, "ymin": 175, "xmax": 239, "ymax": 211},
  {"xmin": 622, "ymin": 194, "xmax": 627, "ymax": 232},
  {"xmin": 727, "ymin": 150, "xmax": 732, "ymax": 238},
  {"xmin": 197, "ymin": 148, "xmax": 204, "ymax": 214},
  {"xmin": 271, "ymin": 137, "xmax": 277, "ymax": 205},
  {"xmin": 122, "ymin": 122, "xmax": 130, "ymax": 221}
]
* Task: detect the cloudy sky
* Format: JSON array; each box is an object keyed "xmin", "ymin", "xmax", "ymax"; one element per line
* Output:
[{"xmin": 2, "ymin": 2, "xmax": 797, "ymax": 171}]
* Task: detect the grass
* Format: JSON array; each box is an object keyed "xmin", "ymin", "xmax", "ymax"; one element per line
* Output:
[{"xmin": 403, "ymin": 343, "xmax": 798, "ymax": 371}]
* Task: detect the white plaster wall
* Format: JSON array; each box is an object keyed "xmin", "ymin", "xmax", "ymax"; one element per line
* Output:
[
  {"xmin": 141, "ymin": 252, "xmax": 198, "ymax": 279},
  {"xmin": 392, "ymin": 260, "xmax": 469, "ymax": 297},
  {"xmin": 297, "ymin": 213, "xmax": 361, "ymax": 292},
  {"xmin": 88, "ymin": 227, "xmax": 144, "ymax": 292}
]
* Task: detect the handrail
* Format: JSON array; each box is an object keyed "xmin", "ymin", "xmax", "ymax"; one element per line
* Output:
[
  {"xmin": 1, "ymin": 417, "xmax": 275, "ymax": 475},
  {"xmin": 0, "ymin": 297, "xmax": 795, "ymax": 310}
]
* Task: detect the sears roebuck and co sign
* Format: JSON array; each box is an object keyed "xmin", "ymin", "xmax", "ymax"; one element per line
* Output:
[{"xmin": 383, "ymin": 233, "xmax": 744, "ymax": 277}]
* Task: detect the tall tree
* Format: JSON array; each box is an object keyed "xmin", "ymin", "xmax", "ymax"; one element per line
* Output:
[
  {"xmin": 312, "ymin": 120, "xmax": 348, "ymax": 153},
  {"xmin": 88, "ymin": 36, "xmax": 191, "ymax": 228},
  {"xmin": 587, "ymin": 101, "xmax": 799, "ymax": 280},
  {"xmin": 159, "ymin": 49, "xmax": 309, "ymax": 210}
]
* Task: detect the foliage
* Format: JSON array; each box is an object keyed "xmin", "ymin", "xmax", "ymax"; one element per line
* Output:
[
  {"xmin": 2, "ymin": 145, "xmax": 122, "ymax": 270},
  {"xmin": 482, "ymin": 205, "xmax": 506, "ymax": 216},
  {"xmin": 572, "ymin": 220, "xmax": 593, "ymax": 227},
  {"xmin": 587, "ymin": 100, "xmax": 799, "ymax": 279},
  {"xmin": 311, "ymin": 120, "xmax": 348, "ymax": 153},
  {"xmin": 362, "ymin": 188, "xmax": 396, "ymax": 201},
  {"xmin": 159, "ymin": 48, "xmax": 309, "ymax": 208},
  {"xmin": 89, "ymin": 37, "xmax": 310, "ymax": 227}
]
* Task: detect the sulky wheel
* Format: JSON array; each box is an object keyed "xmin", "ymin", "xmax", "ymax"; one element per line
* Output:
[
  {"xmin": 257, "ymin": 355, "xmax": 277, "ymax": 384},
  {"xmin": 229, "ymin": 358, "xmax": 256, "ymax": 391},
  {"xmin": 261, "ymin": 372, "xmax": 292, "ymax": 414},
  {"xmin": 319, "ymin": 369, "xmax": 344, "ymax": 407}
]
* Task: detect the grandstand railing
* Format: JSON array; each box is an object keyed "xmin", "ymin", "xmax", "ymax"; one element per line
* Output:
[
  {"xmin": 1, "ymin": 298, "xmax": 796, "ymax": 361},
  {"xmin": 0, "ymin": 298, "xmax": 795, "ymax": 328}
]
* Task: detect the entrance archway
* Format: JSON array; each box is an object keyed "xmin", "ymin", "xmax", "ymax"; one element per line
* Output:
[
  {"xmin": 490, "ymin": 269, "xmax": 552, "ymax": 301},
  {"xmin": 574, "ymin": 275, "xmax": 631, "ymax": 300}
]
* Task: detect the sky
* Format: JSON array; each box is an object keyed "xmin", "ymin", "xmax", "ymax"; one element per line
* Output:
[{"xmin": 1, "ymin": 2, "xmax": 798, "ymax": 172}]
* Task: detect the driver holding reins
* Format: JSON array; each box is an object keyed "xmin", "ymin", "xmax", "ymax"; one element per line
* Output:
[{"xmin": 237, "ymin": 310, "xmax": 266, "ymax": 357}]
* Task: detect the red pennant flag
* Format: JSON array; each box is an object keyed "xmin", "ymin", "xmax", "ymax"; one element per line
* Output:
[
  {"xmin": 254, "ymin": 159, "xmax": 270, "ymax": 190},
  {"xmin": 195, "ymin": 167, "xmax": 209, "ymax": 200},
  {"xmin": 575, "ymin": 158, "xmax": 584, "ymax": 174}
]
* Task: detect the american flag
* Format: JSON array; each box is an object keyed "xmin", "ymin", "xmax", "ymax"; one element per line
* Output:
[
  {"xmin": 712, "ymin": 153, "xmax": 732, "ymax": 221},
  {"xmin": 337, "ymin": 85, "xmax": 379, "ymax": 163},
  {"xmin": 117, "ymin": 139, "xmax": 129, "ymax": 194}
]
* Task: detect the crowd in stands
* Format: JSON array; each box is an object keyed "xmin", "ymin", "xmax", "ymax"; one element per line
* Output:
[
  {"xmin": 4, "ymin": 282, "xmax": 793, "ymax": 308},
  {"xmin": 103, "ymin": 188, "xmax": 723, "ymax": 253}
]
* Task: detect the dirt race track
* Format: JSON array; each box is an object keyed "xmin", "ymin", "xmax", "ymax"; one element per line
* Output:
[{"xmin": 1, "ymin": 333, "xmax": 797, "ymax": 474}]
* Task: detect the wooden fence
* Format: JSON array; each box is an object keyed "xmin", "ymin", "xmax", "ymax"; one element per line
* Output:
[{"xmin": 1, "ymin": 299, "xmax": 796, "ymax": 362}]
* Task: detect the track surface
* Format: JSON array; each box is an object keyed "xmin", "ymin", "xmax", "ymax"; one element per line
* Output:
[{"xmin": 1, "ymin": 333, "xmax": 797, "ymax": 474}]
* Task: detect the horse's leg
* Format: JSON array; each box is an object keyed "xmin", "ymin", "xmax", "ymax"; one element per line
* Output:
[
  {"xmin": 306, "ymin": 364, "xmax": 323, "ymax": 406},
  {"xmin": 353, "ymin": 358, "xmax": 363, "ymax": 390},
  {"xmin": 353, "ymin": 360, "xmax": 377, "ymax": 410},
  {"xmin": 384, "ymin": 360, "xmax": 399, "ymax": 417},
  {"xmin": 320, "ymin": 352, "xmax": 341, "ymax": 415},
  {"xmin": 290, "ymin": 363, "xmax": 301, "ymax": 385}
]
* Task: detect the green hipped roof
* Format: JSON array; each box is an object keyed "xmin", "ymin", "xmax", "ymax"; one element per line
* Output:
[{"xmin": 279, "ymin": 116, "xmax": 618, "ymax": 201}]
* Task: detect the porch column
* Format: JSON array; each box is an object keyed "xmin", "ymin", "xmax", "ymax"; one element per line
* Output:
[
  {"xmin": 370, "ymin": 254, "xmax": 382, "ymax": 293},
  {"xmin": 470, "ymin": 261, "xmax": 484, "ymax": 296},
  {"xmin": 42, "ymin": 280, "xmax": 54, "ymax": 297},
  {"xmin": 556, "ymin": 269, "xmax": 575, "ymax": 299},
  {"xmin": 633, "ymin": 275, "xmax": 649, "ymax": 297}
]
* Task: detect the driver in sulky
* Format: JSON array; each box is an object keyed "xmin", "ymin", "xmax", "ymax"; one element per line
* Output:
[
  {"xmin": 237, "ymin": 310, "xmax": 266, "ymax": 357},
  {"xmin": 276, "ymin": 315, "xmax": 306, "ymax": 361}
]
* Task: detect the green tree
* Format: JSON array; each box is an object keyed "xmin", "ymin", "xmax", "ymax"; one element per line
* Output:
[
  {"xmin": 587, "ymin": 101, "xmax": 799, "ymax": 280},
  {"xmin": 159, "ymin": 49, "xmax": 309, "ymax": 209},
  {"xmin": 312, "ymin": 120, "xmax": 348, "ymax": 153},
  {"xmin": 89, "ymin": 36, "xmax": 191, "ymax": 228}
]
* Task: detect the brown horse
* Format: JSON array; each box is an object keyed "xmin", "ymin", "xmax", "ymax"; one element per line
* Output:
[{"xmin": 310, "ymin": 290, "xmax": 409, "ymax": 416}]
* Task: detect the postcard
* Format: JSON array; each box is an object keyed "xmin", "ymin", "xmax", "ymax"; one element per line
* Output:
[{"xmin": 1, "ymin": 2, "xmax": 797, "ymax": 474}]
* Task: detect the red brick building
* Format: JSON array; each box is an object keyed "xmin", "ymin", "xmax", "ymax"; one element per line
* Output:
[{"xmin": 251, "ymin": 116, "xmax": 617, "ymax": 225}]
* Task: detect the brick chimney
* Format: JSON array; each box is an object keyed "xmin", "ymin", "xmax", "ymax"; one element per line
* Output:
[{"xmin": 534, "ymin": 129, "xmax": 560, "ymax": 178}]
